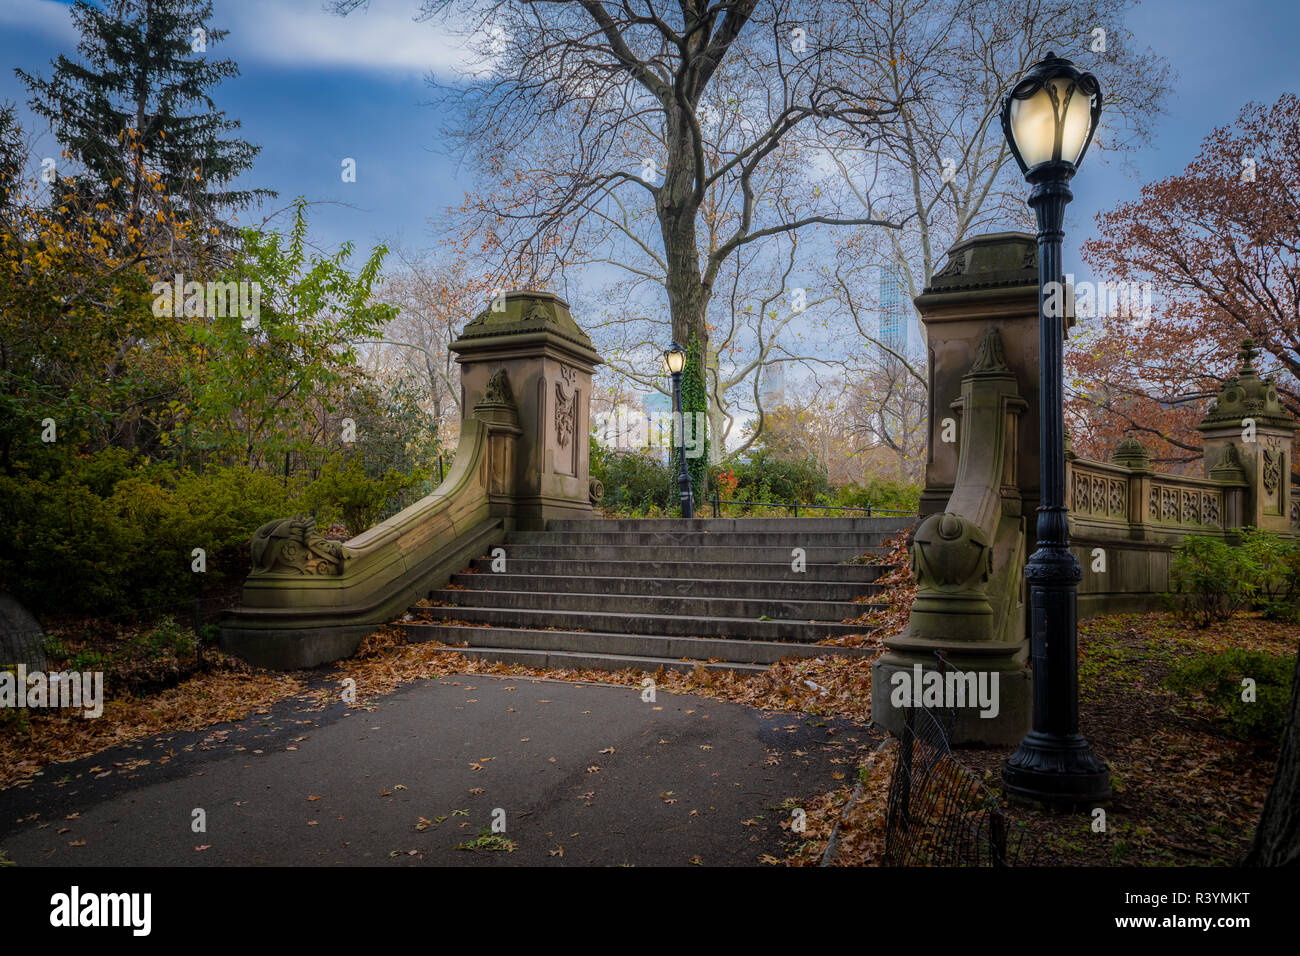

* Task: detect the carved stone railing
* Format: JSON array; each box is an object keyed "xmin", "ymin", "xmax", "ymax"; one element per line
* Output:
[
  {"xmin": 1066, "ymin": 457, "xmax": 1243, "ymax": 539},
  {"xmin": 219, "ymin": 291, "xmax": 602, "ymax": 669},
  {"xmin": 1065, "ymin": 426, "xmax": 1289, "ymax": 617},
  {"xmin": 1143, "ymin": 476, "xmax": 1229, "ymax": 531},
  {"xmin": 1067, "ymin": 459, "xmax": 1135, "ymax": 528}
]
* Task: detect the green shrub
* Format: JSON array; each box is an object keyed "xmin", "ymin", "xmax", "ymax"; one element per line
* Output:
[
  {"xmin": 727, "ymin": 451, "xmax": 830, "ymax": 506},
  {"xmin": 1237, "ymin": 528, "xmax": 1300, "ymax": 621},
  {"xmin": 127, "ymin": 617, "xmax": 198, "ymax": 661},
  {"xmin": 1165, "ymin": 648, "xmax": 1294, "ymax": 742},
  {"xmin": 298, "ymin": 453, "xmax": 427, "ymax": 535},
  {"xmin": 1167, "ymin": 535, "xmax": 1260, "ymax": 627},
  {"xmin": 0, "ymin": 447, "xmax": 425, "ymax": 618},
  {"xmin": 833, "ymin": 478, "xmax": 922, "ymax": 515},
  {"xmin": 0, "ymin": 468, "xmax": 137, "ymax": 613},
  {"xmin": 591, "ymin": 446, "xmax": 673, "ymax": 515}
]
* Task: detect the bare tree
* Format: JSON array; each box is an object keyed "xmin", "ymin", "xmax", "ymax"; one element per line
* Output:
[
  {"xmin": 334, "ymin": 0, "xmax": 917, "ymax": 453},
  {"xmin": 822, "ymin": 0, "xmax": 1172, "ymax": 351},
  {"xmin": 359, "ymin": 250, "xmax": 489, "ymax": 449},
  {"xmin": 848, "ymin": 351, "xmax": 927, "ymax": 481}
]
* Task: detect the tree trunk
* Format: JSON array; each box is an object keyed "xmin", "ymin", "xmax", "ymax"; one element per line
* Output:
[
  {"xmin": 657, "ymin": 111, "xmax": 712, "ymax": 485},
  {"xmin": 1243, "ymin": 646, "xmax": 1300, "ymax": 866}
]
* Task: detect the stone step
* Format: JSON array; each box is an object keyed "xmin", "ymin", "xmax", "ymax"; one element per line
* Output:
[
  {"xmin": 465, "ymin": 557, "xmax": 892, "ymax": 582},
  {"xmin": 548, "ymin": 517, "xmax": 915, "ymax": 533},
  {"xmin": 509, "ymin": 529, "xmax": 898, "ymax": 548},
  {"xmin": 450, "ymin": 572, "xmax": 881, "ymax": 602},
  {"xmin": 484, "ymin": 543, "xmax": 886, "ymax": 563},
  {"xmin": 411, "ymin": 643, "xmax": 770, "ymax": 674},
  {"xmin": 409, "ymin": 604, "xmax": 874, "ymax": 643},
  {"xmin": 405, "ymin": 622, "xmax": 872, "ymax": 665},
  {"xmin": 428, "ymin": 587, "xmax": 867, "ymax": 621}
]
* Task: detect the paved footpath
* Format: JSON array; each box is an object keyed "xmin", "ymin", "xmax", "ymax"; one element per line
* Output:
[{"xmin": 0, "ymin": 674, "xmax": 879, "ymax": 866}]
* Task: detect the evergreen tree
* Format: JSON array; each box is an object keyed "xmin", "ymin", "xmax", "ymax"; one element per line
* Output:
[
  {"xmin": 0, "ymin": 103, "xmax": 23, "ymax": 211},
  {"xmin": 16, "ymin": 0, "xmax": 271, "ymax": 231}
]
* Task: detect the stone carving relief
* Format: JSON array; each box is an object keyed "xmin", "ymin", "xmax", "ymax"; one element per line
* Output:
[
  {"xmin": 484, "ymin": 369, "xmax": 514, "ymax": 405},
  {"xmin": 970, "ymin": 326, "xmax": 1011, "ymax": 374},
  {"xmin": 910, "ymin": 513, "xmax": 992, "ymax": 592},
  {"xmin": 1074, "ymin": 474, "xmax": 1089, "ymax": 512},
  {"xmin": 1262, "ymin": 449, "xmax": 1281, "ymax": 495},
  {"xmin": 554, "ymin": 381, "xmax": 576, "ymax": 448},
  {"xmin": 250, "ymin": 517, "xmax": 344, "ymax": 576},
  {"xmin": 1109, "ymin": 480, "xmax": 1125, "ymax": 516},
  {"xmin": 934, "ymin": 248, "xmax": 969, "ymax": 278}
]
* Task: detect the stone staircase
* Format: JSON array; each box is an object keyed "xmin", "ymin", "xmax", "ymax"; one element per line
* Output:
[{"xmin": 402, "ymin": 516, "xmax": 914, "ymax": 673}]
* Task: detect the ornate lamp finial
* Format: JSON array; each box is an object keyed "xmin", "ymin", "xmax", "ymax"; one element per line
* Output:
[{"xmin": 1238, "ymin": 338, "xmax": 1258, "ymax": 374}]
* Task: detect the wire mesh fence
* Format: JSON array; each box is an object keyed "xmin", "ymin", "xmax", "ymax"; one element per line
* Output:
[
  {"xmin": 2, "ymin": 588, "xmax": 245, "ymax": 669},
  {"xmin": 883, "ymin": 701, "xmax": 1041, "ymax": 867}
]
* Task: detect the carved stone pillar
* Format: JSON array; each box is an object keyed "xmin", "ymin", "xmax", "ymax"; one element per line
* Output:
[
  {"xmin": 451, "ymin": 291, "xmax": 603, "ymax": 530},
  {"xmin": 916, "ymin": 232, "xmax": 1046, "ymax": 521},
  {"xmin": 1196, "ymin": 339, "xmax": 1299, "ymax": 537}
]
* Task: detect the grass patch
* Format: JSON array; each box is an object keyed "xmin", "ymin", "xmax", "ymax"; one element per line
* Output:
[{"xmin": 455, "ymin": 829, "xmax": 518, "ymax": 852}]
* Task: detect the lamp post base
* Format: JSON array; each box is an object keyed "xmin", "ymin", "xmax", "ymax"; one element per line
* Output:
[{"xmin": 1002, "ymin": 731, "xmax": 1111, "ymax": 808}]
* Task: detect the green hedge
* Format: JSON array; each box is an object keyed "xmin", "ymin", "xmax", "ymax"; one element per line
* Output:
[
  {"xmin": 0, "ymin": 448, "xmax": 426, "ymax": 618},
  {"xmin": 590, "ymin": 435, "xmax": 922, "ymax": 519},
  {"xmin": 590, "ymin": 442, "xmax": 674, "ymax": 515}
]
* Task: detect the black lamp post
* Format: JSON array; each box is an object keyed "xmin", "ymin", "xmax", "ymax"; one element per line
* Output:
[
  {"xmin": 664, "ymin": 342, "xmax": 694, "ymax": 519},
  {"xmin": 999, "ymin": 53, "xmax": 1110, "ymax": 807}
]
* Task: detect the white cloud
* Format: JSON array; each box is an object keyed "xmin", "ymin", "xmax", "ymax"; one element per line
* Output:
[
  {"xmin": 0, "ymin": 0, "xmax": 473, "ymax": 77},
  {"xmin": 0, "ymin": 0, "xmax": 79, "ymax": 42},
  {"xmin": 223, "ymin": 0, "xmax": 473, "ymax": 76}
]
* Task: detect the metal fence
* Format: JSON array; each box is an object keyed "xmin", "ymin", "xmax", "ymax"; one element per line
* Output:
[{"xmin": 883, "ymin": 701, "xmax": 1040, "ymax": 867}]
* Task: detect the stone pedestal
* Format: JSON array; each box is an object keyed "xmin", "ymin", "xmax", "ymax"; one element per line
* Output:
[
  {"xmin": 1196, "ymin": 340, "xmax": 1298, "ymax": 536},
  {"xmin": 451, "ymin": 291, "xmax": 603, "ymax": 530}
]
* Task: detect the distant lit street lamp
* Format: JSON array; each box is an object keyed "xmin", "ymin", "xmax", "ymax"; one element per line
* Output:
[
  {"xmin": 663, "ymin": 342, "xmax": 694, "ymax": 519},
  {"xmin": 999, "ymin": 52, "xmax": 1111, "ymax": 807}
]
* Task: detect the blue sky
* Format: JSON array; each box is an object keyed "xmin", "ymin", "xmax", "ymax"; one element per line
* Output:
[{"xmin": 1, "ymin": 0, "xmax": 1298, "ymax": 319}]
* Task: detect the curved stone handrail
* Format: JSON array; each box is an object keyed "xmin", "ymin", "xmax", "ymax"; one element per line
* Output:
[
  {"xmin": 872, "ymin": 323, "xmax": 1032, "ymax": 746},
  {"xmin": 891, "ymin": 325, "xmax": 1027, "ymax": 648},
  {"xmin": 219, "ymin": 401, "xmax": 519, "ymax": 669}
]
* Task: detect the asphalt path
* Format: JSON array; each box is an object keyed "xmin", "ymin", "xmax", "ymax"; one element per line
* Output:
[{"xmin": 0, "ymin": 674, "xmax": 879, "ymax": 866}]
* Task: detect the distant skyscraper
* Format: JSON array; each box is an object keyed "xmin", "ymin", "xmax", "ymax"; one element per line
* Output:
[
  {"xmin": 760, "ymin": 363, "xmax": 785, "ymax": 408},
  {"xmin": 878, "ymin": 263, "xmax": 911, "ymax": 356}
]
